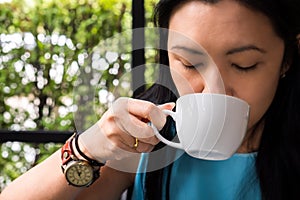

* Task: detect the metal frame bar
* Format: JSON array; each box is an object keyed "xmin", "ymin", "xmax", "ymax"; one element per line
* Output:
[
  {"xmin": 132, "ymin": 0, "xmax": 145, "ymax": 97},
  {"xmin": 0, "ymin": 130, "xmax": 73, "ymax": 143}
]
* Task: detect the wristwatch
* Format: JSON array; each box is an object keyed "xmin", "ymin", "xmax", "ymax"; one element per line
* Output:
[{"xmin": 61, "ymin": 134, "xmax": 104, "ymax": 187}]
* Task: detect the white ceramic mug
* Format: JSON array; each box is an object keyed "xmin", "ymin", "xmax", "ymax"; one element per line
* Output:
[{"xmin": 151, "ymin": 93, "xmax": 250, "ymax": 160}]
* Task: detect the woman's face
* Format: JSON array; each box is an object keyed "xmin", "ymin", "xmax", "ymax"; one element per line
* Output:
[{"xmin": 168, "ymin": 0, "xmax": 285, "ymax": 149}]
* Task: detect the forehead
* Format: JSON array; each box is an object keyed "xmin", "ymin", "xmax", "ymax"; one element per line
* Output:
[{"xmin": 168, "ymin": 0, "xmax": 280, "ymax": 53}]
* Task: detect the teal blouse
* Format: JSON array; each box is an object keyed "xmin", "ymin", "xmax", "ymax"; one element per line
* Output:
[{"xmin": 131, "ymin": 151, "xmax": 261, "ymax": 200}]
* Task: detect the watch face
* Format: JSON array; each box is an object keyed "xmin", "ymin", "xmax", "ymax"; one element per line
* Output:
[{"xmin": 65, "ymin": 161, "xmax": 94, "ymax": 187}]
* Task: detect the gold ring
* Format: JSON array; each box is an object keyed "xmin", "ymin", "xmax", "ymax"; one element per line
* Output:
[{"xmin": 133, "ymin": 138, "xmax": 139, "ymax": 148}]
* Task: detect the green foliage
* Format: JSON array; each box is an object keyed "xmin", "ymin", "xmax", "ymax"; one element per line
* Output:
[{"xmin": 0, "ymin": 0, "xmax": 159, "ymax": 192}]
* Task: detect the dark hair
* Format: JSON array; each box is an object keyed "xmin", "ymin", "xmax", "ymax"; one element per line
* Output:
[{"xmin": 138, "ymin": 0, "xmax": 300, "ymax": 199}]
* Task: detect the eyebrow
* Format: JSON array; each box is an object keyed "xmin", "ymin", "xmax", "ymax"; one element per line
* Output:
[
  {"xmin": 226, "ymin": 45, "xmax": 266, "ymax": 55},
  {"xmin": 170, "ymin": 45, "xmax": 205, "ymax": 56},
  {"xmin": 170, "ymin": 44, "xmax": 266, "ymax": 56}
]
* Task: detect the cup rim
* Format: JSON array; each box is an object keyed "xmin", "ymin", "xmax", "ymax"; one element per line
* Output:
[{"xmin": 177, "ymin": 93, "xmax": 250, "ymax": 106}]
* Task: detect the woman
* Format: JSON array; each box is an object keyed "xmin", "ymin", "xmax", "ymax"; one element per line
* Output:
[{"xmin": 2, "ymin": 0, "xmax": 300, "ymax": 199}]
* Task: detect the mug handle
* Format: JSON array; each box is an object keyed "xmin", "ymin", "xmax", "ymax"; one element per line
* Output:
[{"xmin": 150, "ymin": 109, "xmax": 184, "ymax": 150}]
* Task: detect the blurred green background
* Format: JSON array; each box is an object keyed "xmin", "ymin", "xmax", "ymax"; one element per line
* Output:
[{"xmin": 0, "ymin": 0, "xmax": 158, "ymax": 191}]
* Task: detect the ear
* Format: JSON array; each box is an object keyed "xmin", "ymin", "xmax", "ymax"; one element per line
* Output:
[
  {"xmin": 280, "ymin": 61, "xmax": 290, "ymax": 78},
  {"xmin": 280, "ymin": 34, "xmax": 300, "ymax": 78}
]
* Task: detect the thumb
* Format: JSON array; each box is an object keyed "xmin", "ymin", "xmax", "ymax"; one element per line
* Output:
[
  {"xmin": 149, "ymin": 102, "xmax": 175, "ymax": 130},
  {"xmin": 158, "ymin": 102, "xmax": 176, "ymax": 111}
]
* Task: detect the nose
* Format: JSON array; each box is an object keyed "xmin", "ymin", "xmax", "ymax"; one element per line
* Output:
[
  {"xmin": 195, "ymin": 64, "xmax": 226, "ymax": 94},
  {"xmin": 170, "ymin": 60, "xmax": 228, "ymax": 96}
]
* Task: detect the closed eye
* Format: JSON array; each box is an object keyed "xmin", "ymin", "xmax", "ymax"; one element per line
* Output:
[
  {"xmin": 182, "ymin": 63, "xmax": 196, "ymax": 70},
  {"xmin": 232, "ymin": 63, "xmax": 258, "ymax": 72},
  {"xmin": 182, "ymin": 62, "xmax": 204, "ymax": 70}
]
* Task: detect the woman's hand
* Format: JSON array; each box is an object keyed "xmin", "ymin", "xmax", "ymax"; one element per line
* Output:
[{"xmin": 78, "ymin": 97, "xmax": 175, "ymax": 164}]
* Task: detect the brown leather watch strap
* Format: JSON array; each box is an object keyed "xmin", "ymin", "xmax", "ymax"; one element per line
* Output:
[{"xmin": 61, "ymin": 134, "xmax": 76, "ymax": 165}]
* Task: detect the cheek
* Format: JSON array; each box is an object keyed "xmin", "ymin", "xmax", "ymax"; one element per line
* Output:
[
  {"xmin": 169, "ymin": 62, "xmax": 205, "ymax": 95},
  {"xmin": 242, "ymin": 75, "xmax": 280, "ymax": 129},
  {"xmin": 170, "ymin": 68, "xmax": 195, "ymax": 95}
]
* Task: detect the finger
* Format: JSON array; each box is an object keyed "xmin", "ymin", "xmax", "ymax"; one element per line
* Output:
[
  {"xmin": 110, "ymin": 137, "xmax": 137, "ymax": 153},
  {"xmin": 99, "ymin": 113, "xmax": 138, "ymax": 151},
  {"xmin": 105, "ymin": 100, "xmax": 159, "ymax": 150},
  {"xmin": 115, "ymin": 101, "xmax": 175, "ymax": 143},
  {"xmin": 138, "ymin": 135, "xmax": 160, "ymax": 145},
  {"xmin": 110, "ymin": 97, "xmax": 156, "ymax": 132},
  {"xmin": 134, "ymin": 140, "xmax": 155, "ymax": 153},
  {"xmin": 125, "ymin": 98, "xmax": 159, "ymax": 117},
  {"xmin": 110, "ymin": 135, "xmax": 154, "ymax": 154},
  {"xmin": 104, "ymin": 120, "xmax": 157, "ymax": 151},
  {"xmin": 125, "ymin": 99, "xmax": 170, "ymax": 130},
  {"xmin": 115, "ymin": 113, "xmax": 156, "ymax": 138},
  {"xmin": 116, "ymin": 115, "xmax": 159, "ymax": 145},
  {"xmin": 157, "ymin": 102, "xmax": 176, "ymax": 110},
  {"xmin": 113, "ymin": 113, "xmax": 160, "ymax": 146},
  {"xmin": 108, "ymin": 111, "xmax": 159, "ymax": 146},
  {"xmin": 110, "ymin": 98, "xmax": 174, "ymax": 146}
]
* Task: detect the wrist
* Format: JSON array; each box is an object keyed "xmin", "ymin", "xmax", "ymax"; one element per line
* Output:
[
  {"xmin": 72, "ymin": 137, "xmax": 91, "ymax": 161},
  {"xmin": 78, "ymin": 122, "xmax": 110, "ymax": 163},
  {"xmin": 73, "ymin": 133, "xmax": 106, "ymax": 166}
]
